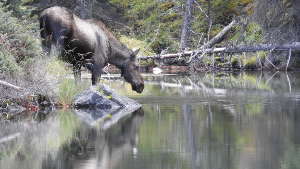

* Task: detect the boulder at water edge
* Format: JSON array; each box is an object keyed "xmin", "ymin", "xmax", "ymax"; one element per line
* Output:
[{"xmin": 73, "ymin": 85, "xmax": 141, "ymax": 129}]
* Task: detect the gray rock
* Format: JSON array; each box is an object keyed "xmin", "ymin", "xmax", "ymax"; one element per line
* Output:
[{"xmin": 73, "ymin": 85, "xmax": 141, "ymax": 128}]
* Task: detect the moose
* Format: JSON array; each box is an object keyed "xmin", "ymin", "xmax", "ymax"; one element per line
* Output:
[{"xmin": 39, "ymin": 6, "xmax": 144, "ymax": 93}]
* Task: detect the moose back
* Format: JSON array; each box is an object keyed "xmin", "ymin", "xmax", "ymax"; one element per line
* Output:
[{"xmin": 39, "ymin": 6, "xmax": 144, "ymax": 93}]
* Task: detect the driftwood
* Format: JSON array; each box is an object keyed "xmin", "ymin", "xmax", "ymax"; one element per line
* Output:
[
  {"xmin": 0, "ymin": 80, "xmax": 23, "ymax": 91},
  {"xmin": 0, "ymin": 133, "xmax": 21, "ymax": 144},
  {"xmin": 138, "ymin": 42, "xmax": 300, "ymax": 60}
]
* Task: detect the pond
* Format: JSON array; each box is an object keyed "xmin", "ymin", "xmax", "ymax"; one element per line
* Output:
[{"xmin": 1, "ymin": 72, "xmax": 300, "ymax": 169}]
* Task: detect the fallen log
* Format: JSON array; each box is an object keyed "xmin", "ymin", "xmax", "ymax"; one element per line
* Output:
[
  {"xmin": 138, "ymin": 42, "xmax": 300, "ymax": 60},
  {"xmin": 0, "ymin": 133, "xmax": 21, "ymax": 144},
  {"xmin": 0, "ymin": 80, "xmax": 23, "ymax": 91}
]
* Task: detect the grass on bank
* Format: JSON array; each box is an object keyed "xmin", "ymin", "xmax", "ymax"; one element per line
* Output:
[{"xmin": 46, "ymin": 59, "xmax": 90, "ymax": 106}]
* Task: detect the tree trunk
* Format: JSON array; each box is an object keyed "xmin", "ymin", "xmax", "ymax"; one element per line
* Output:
[
  {"xmin": 74, "ymin": 0, "xmax": 94, "ymax": 19},
  {"xmin": 180, "ymin": 0, "xmax": 193, "ymax": 51},
  {"xmin": 207, "ymin": 0, "xmax": 212, "ymax": 41}
]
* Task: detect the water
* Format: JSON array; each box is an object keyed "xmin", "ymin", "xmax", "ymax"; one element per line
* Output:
[{"xmin": 1, "ymin": 72, "xmax": 300, "ymax": 169}]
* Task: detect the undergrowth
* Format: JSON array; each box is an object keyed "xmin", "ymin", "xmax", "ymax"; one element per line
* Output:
[{"xmin": 0, "ymin": 3, "xmax": 41, "ymax": 74}]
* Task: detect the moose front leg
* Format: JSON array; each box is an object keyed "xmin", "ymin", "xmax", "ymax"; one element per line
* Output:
[
  {"xmin": 73, "ymin": 64, "xmax": 82, "ymax": 84},
  {"xmin": 90, "ymin": 49, "xmax": 106, "ymax": 86},
  {"xmin": 91, "ymin": 67, "xmax": 102, "ymax": 86},
  {"xmin": 91, "ymin": 61, "xmax": 106, "ymax": 86},
  {"xmin": 83, "ymin": 59, "xmax": 100, "ymax": 85}
]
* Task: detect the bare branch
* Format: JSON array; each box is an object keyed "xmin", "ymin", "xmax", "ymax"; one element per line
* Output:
[
  {"xmin": 0, "ymin": 80, "xmax": 23, "ymax": 91},
  {"xmin": 286, "ymin": 48, "xmax": 292, "ymax": 71}
]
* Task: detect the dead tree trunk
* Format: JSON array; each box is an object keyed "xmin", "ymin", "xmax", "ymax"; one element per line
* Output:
[
  {"xmin": 202, "ymin": 19, "xmax": 237, "ymax": 49},
  {"xmin": 180, "ymin": 0, "xmax": 193, "ymax": 50},
  {"xmin": 74, "ymin": 0, "xmax": 94, "ymax": 19},
  {"xmin": 138, "ymin": 42, "xmax": 300, "ymax": 60},
  {"xmin": 207, "ymin": 0, "xmax": 212, "ymax": 41}
]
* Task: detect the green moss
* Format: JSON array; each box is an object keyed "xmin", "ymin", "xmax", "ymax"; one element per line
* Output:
[
  {"xmin": 231, "ymin": 57, "xmax": 240, "ymax": 68},
  {"xmin": 244, "ymin": 56, "xmax": 257, "ymax": 69},
  {"xmin": 243, "ymin": 52, "xmax": 266, "ymax": 69}
]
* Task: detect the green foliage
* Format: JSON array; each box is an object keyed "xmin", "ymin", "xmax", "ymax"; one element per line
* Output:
[
  {"xmin": 0, "ymin": 3, "xmax": 41, "ymax": 73},
  {"xmin": 119, "ymin": 35, "xmax": 155, "ymax": 56},
  {"xmin": 2, "ymin": 0, "xmax": 35, "ymax": 16},
  {"xmin": 0, "ymin": 46, "xmax": 21, "ymax": 73},
  {"xmin": 245, "ymin": 23, "xmax": 263, "ymax": 43},
  {"xmin": 46, "ymin": 59, "xmax": 69, "ymax": 79},
  {"xmin": 108, "ymin": 0, "xmax": 182, "ymax": 52},
  {"xmin": 108, "ymin": 0, "xmax": 255, "ymax": 53},
  {"xmin": 231, "ymin": 22, "xmax": 263, "ymax": 44},
  {"xmin": 47, "ymin": 59, "xmax": 89, "ymax": 105}
]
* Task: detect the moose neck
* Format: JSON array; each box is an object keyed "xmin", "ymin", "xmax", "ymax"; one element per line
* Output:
[{"xmin": 108, "ymin": 38, "xmax": 133, "ymax": 69}]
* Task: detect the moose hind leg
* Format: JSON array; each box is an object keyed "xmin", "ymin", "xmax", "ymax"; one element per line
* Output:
[
  {"xmin": 40, "ymin": 27, "xmax": 51, "ymax": 55},
  {"xmin": 41, "ymin": 38, "xmax": 52, "ymax": 55}
]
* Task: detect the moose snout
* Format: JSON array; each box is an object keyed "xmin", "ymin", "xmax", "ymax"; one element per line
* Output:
[{"xmin": 132, "ymin": 82, "xmax": 144, "ymax": 93}]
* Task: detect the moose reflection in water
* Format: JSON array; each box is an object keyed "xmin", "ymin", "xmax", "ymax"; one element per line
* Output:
[
  {"xmin": 39, "ymin": 6, "xmax": 144, "ymax": 93},
  {"xmin": 41, "ymin": 109, "xmax": 144, "ymax": 169}
]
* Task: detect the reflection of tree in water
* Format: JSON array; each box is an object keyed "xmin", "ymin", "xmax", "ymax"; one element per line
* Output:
[
  {"xmin": 41, "ymin": 109, "xmax": 144, "ymax": 169},
  {"xmin": 138, "ymin": 72, "xmax": 300, "ymax": 169},
  {"xmin": 3, "ymin": 72, "xmax": 300, "ymax": 169}
]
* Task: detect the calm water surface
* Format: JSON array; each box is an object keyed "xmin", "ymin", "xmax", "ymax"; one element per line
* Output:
[{"xmin": 1, "ymin": 72, "xmax": 300, "ymax": 169}]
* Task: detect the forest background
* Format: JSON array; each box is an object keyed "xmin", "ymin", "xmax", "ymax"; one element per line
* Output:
[{"xmin": 0, "ymin": 0, "xmax": 300, "ymax": 74}]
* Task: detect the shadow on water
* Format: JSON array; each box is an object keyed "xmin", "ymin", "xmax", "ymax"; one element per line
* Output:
[{"xmin": 2, "ymin": 72, "xmax": 300, "ymax": 169}]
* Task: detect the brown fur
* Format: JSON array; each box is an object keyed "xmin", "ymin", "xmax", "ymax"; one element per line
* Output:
[{"xmin": 39, "ymin": 6, "xmax": 144, "ymax": 93}]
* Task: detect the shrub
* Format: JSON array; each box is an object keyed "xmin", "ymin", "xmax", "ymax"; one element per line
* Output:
[{"xmin": 0, "ymin": 3, "xmax": 41, "ymax": 73}]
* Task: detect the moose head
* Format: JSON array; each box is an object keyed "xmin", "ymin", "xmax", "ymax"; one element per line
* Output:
[{"xmin": 120, "ymin": 48, "xmax": 144, "ymax": 93}]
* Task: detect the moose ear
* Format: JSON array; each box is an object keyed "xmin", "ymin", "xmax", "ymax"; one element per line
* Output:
[{"xmin": 132, "ymin": 48, "xmax": 140, "ymax": 56}]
